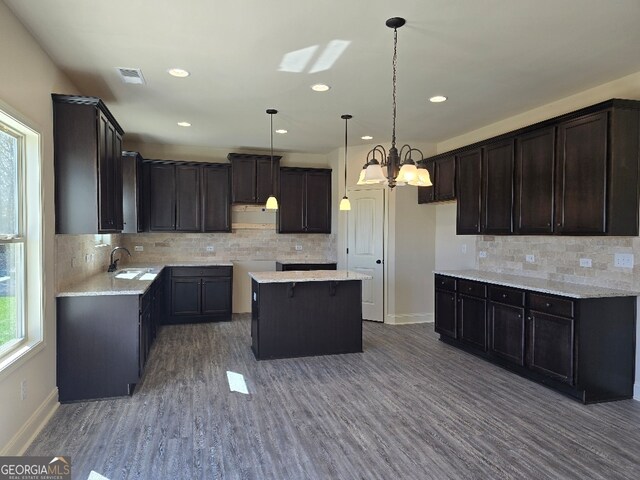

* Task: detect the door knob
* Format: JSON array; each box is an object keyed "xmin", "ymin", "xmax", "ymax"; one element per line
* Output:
[{"xmin": 376, "ymin": 259, "xmax": 382, "ymax": 264}]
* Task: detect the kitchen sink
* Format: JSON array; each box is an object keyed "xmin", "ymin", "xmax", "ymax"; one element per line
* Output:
[{"xmin": 114, "ymin": 268, "xmax": 157, "ymax": 280}]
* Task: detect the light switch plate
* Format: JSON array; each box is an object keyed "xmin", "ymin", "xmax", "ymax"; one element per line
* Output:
[
  {"xmin": 206, "ymin": 246, "xmax": 215, "ymax": 252},
  {"xmin": 579, "ymin": 258, "xmax": 592, "ymax": 268},
  {"xmin": 525, "ymin": 254, "xmax": 535, "ymax": 263},
  {"xmin": 295, "ymin": 245, "xmax": 303, "ymax": 251},
  {"xmin": 134, "ymin": 245, "xmax": 144, "ymax": 252},
  {"xmin": 478, "ymin": 251, "xmax": 487, "ymax": 258}
]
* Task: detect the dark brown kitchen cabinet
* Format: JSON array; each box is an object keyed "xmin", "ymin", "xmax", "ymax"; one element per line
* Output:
[
  {"xmin": 456, "ymin": 149, "xmax": 482, "ymax": 234},
  {"xmin": 176, "ymin": 164, "xmax": 201, "ymax": 231},
  {"xmin": 482, "ymin": 140, "xmax": 514, "ymax": 234},
  {"xmin": 278, "ymin": 167, "xmax": 331, "ymax": 233},
  {"xmin": 434, "ymin": 273, "xmax": 636, "ymax": 403},
  {"xmin": 53, "ymin": 94, "xmax": 125, "ymax": 234},
  {"xmin": 141, "ymin": 161, "xmax": 231, "ymax": 233},
  {"xmin": 167, "ymin": 266, "xmax": 233, "ymax": 323},
  {"xmin": 514, "ymin": 128, "xmax": 555, "ymax": 234},
  {"xmin": 228, "ymin": 153, "xmax": 281, "ymax": 204},
  {"xmin": 122, "ymin": 151, "xmax": 144, "ymax": 233},
  {"xmin": 418, "ymin": 156, "xmax": 456, "ymax": 204}
]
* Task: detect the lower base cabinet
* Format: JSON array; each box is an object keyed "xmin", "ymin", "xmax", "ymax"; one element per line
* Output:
[
  {"xmin": 57, "ymin": 273, "xmax": 165, "ymax": 403},
  {"xmin": 166, "ymin": 266, "xmax": 232, "ymax": 323},
  {"xmin": 434, "ymin": 274, "xmax": 636, "ymax": 403}
]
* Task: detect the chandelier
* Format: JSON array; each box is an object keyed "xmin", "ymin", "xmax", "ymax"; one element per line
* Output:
[{"xmin": 357, "ymin": 17, "xmax": 432, "ymax": 189}]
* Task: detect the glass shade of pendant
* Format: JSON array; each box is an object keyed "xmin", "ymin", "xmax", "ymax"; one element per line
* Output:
[
  {"xmin": 265, "ymin": 195, "xmax": 279, "ymax": 210},
  {"xmin": 396, "ymin": 162, "xmax": 418, "ymax": 184},
  {"xmin": 409, "ymin": 167, "xmax": 433, "ymax": 187},
  {"xmin": 339, "ymin": 196, "xmax": 351, "ymax": 211},
  {"xmin": 363, "ymin": 162, "xmax": 386, "ymax": 184},
  {"xmin": 357, "ymin": 168, "xmax": 367, "ymax": 185}
]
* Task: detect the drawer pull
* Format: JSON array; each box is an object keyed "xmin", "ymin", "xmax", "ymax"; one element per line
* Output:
[
  {"xmin": 502, "ymin": 293, "xmax": 507, "ymax": 298},
  {"xmin": 468, "ymin": 287, "xmax": 472, "ymax": 291},
  {"xmin": 545, "ymin": 302, "xmax": 551, "ymax": 307}
]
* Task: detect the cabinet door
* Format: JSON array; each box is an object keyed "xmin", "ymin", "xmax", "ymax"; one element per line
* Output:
[
  {"xmin": 112, "ymin": 131, "xmax": 124, "ymax": 231},
  {"xmin": 148, "ymin": 163, "xmax": 176, "ymax": 231},
  {"xmin": 527, "ymin": 311, "xmax": 575, "ymax": 384},
  {"xmin": 458, "ymin": 294, "xmax": 487, "ymax": 351},
  {"xmin": 555, "ymin": 112, "xmax": 608, "ymax": 234},
  {"xmin": 482, "ymin": 140, "xmax": 514, "ymax": 234},
  {"xmin": 305, "ymin": 171, "xmax": 331, "ymax": 233},
  {"xmin": 202, "ymin": 165, "xmax": 231, "ymax": 232},
  {"xmin": 434, "ymin": 289, "xmax": 457, "ymax": 339},
  {"xmin": 435, "ymin": 156, "xmax": 456, "ymax": 201},
  {"xmin": 256, "ymin": 157, "xmax": 279, "ymax": 204},
  {"xmin": 139, "ymin": 302, "xmax": 152, "ymax": 378},
  {"xmin": 231, "ymin": 157, "xmax": 256, "ymax": 203},
  {"xmin": 171, "ymin": 277, "xmax": 201, "ymax": 315},
  {"xmin": 278, "ymin": 170, "xmax": 306, "ymax": 233},
  {"xmin": 456, "ymin": 149, "xmax": 482, "ymax": 234},
  {"xmin": 98, "ymin": 113, "xmax": 115, "ymax": 231},
  {"xmin": 175, "ymin": 164, "xmax": 201, "ymax": 231},
  {"xmin": 417, "ymin": 160, "xmax": 435, "ymax": 204},
  {"xmin": 488, "ymin": 302, "xmax": 525, "ymax": 365},
  {"xmin": 515, "ymin": 128, "xmax": 555, "ymax": 234},
  {"xmin": 202, "ymin": 278, "xmax": 231, "ymax": 315}
]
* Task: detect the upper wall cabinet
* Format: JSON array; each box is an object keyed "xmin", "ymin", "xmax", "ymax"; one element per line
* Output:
[
  {"xmin": 141, "ymin": 160, "xmax": 231, "ymax": 233},
  {"xmin": 122, "ymin": 151, "xmax": 143, "ymax": 233},
  {"xmin": 278, "ymin": 167, "xmax": 331, "ymax": 233},
  {"xmin": 53, "ymin": 94, "xmax": 125, "ymax": 234},
  {"xmin": 228, "ymin": 153, "xmax": 281, "ymax": 204},
  {"xmin": 417, "ymin": 155, "xmax": 456, "ymax": 204},
  {"xmin": 452, "ymin": 99, "xmax": 640, "ymax": 236}
]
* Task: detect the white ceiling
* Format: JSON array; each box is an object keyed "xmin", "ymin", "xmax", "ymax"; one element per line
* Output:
[{"xmin": 5, "ymin": 0, "xmax": 640, "ymax": 153}]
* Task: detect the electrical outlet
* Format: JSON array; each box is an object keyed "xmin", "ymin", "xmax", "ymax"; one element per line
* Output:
[
  {"xmin": 134, "ymin": 245, "xmax": 144, "ymax": 252},
  {"xmin": 525, "ymin": 254, "xmax": 535, "ymax": 263},
  {"xmin": 461, "ymin": 244, "xmax": 467, "ymax": 254},
  {"xmin": 478, "ymin": 251, "xmax": 487, "ymax": 258},
  {"xmin": 206, "ymin": 246, "xmax": 215, "ymax": 252},
  {"xmin": 85, "ymin": 253, "xmax": 91, "ymax": 263},
  {"xmin": 20, "ymin": 380, "xmax": 27, "ymax": 400},
  {"xmin": 579, "ymin": 258, "xmax": 592, "ymax": 268},
  {"xmin": 295, "ymin": 245, "xmax": 303, "ymax": 251},
  {"xmin": 614, "ymin": 253, "xmax": 634, "ymax": 268}
]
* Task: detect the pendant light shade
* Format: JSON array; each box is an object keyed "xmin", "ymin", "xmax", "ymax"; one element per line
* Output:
[
  {"xmin": 265, "ymin": 109, "xmax": 278, "ymax": 210},
  {"xmin": 340, "ymin": 114, "xmax": 352, "ymax": 211}
]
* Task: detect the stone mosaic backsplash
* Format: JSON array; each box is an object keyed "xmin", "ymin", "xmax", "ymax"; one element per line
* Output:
[
  {"xmin": 476, "ymin": 235, "xmax": 639, "ymax": 291},
  {"xmin": 56, "ymin": 230, "xmax": 336, "ymax": 291}
]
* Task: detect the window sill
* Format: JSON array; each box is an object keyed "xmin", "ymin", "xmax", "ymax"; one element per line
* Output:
[{"xmin": 0, "ymin": 339, "xmax": 45, "ymax": 380}]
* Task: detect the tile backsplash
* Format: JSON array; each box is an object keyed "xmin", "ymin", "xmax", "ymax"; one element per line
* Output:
[
  {"xmin": 477, "ymin": 235, "xmax": 639, "ymax": 291},
  {"xmin": 56, "ymin": 234, "xmax": 122, "ymax": 291}
]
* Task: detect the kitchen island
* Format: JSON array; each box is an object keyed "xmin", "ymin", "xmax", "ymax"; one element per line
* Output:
[{"xmin": 249, "ymin": 270, "xmax": 371, "ymax": 360}]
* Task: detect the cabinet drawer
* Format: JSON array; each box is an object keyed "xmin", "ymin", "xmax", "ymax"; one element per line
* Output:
[
  {"xmin": 458, "ymin": 280, "xmax": 486, "ymax": 298},
  {"xmin": 171, "ymin": 266, "xmax": 232, "ymax": 278},
  {"xmin": 528, "ymin": 293, "xmax": 574, "ymax": 318},
  {"xmin": 435, "ymin": 275, "xmax": 456, "ymax": 292},
  {"xmin": 489, "ymin": 285, "xmax": 524, "ymax": 307}
]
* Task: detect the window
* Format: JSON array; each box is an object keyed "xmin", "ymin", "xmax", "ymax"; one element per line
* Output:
[{"xmin": 0, "ymin": 105, "xmax": 42, "ymax": 371}]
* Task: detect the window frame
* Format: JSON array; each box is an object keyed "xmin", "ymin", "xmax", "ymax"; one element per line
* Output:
[{"xmin": 0, "ymin": 103, "xmax": 44, "ymax": 375}]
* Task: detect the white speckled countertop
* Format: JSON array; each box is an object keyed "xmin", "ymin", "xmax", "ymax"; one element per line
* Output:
[
  {"xmin": 57, "ymin": 262, "xmax": 234, "ymax": 297},
  {"xmin": 249, "ymin": 270, "xmax": 371, "ymax": 283},
  {"xmin": 434, "ymin": 270, "xmax": 639, "ymax": 299},
  {"xmin": 275, "ymin": 259, "xmax": 337, "ymax": 264}
]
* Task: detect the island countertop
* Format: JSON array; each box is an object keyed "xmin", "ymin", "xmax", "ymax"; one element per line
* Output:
[
  {"xmin": 434, "ymin": 269, "xmax": 639, "ymax": 299},
  {"xmin": 249, "ymin": 270, "xmax": 371, "ymax": 283}
]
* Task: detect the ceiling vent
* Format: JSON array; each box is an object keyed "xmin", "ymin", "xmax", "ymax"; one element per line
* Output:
[{"xmin": 116, "ymin": 67, "xmax": 146, "ymax": 85}]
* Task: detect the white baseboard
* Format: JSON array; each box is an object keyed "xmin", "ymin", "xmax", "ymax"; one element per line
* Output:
[
  {"xmin": 1, "ymin": 387, "xmax": 59, "ymax": 455},
  {"xmin": 634, "ymin": 383, "xmax": 640, "ymax": 401},
  {"xmin": 385, "ymin": 313, "xmax": 433, "ymax": 325}
]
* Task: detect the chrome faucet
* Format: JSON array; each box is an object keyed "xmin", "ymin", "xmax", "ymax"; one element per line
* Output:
[{"xmin": 108, "ymin": 247, "xmax": 131, "ymax": 272}]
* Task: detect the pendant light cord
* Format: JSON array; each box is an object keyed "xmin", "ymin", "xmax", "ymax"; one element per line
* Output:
[
  {"xmin": 391, "ymin": 26, "xmax": 398, "ymax": 150},
  {"xmin": 344, "ymin": 116, "xmax": 348, "ymax": 189},
  {"xmin": 270, "ymin": 112, "xmax": 274, "ymax": 192}
]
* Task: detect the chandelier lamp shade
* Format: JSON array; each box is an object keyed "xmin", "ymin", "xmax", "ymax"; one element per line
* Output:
[
  {"xmin": 265, "ymin": 108, "xmax": 279, "ymax": 210},
  {"xmin": 339, "ymin": 114, "xmax": 352, "ymax": 211},
  {"xmin": 356, "ymin": 17, "xmax": 432, "ymax": 189}
]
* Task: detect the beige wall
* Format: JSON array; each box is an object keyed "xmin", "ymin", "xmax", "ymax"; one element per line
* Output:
[{"xmin": 0, "ymin": 2, "xmax": 79, "ymax": 454}]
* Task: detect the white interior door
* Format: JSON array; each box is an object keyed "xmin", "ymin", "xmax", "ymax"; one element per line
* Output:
[{"xmin": 347, "ymin": 188, "xmax": 384, "ymax": 322}]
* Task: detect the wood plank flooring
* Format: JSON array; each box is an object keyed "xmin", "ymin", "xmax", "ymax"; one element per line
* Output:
[{"xmin": 27, "ymin": 315, "xmax": 640, "ymax": 479}]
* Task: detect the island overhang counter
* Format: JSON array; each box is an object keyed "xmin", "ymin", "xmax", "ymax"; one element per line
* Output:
[{"xmin": 248, "ymin": 270, "xmax": 372, "ymax": 360}]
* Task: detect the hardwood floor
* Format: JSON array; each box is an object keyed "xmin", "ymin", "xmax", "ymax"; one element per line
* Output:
[{"xmin": 28, "ymin": 315, "xmax": 640, "ymax": 479}]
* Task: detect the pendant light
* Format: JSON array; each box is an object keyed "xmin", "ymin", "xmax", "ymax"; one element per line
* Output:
[
  {"xmin": 356, "ymin": 17, "xmax": 432, "ymax": 189},
  {"xmin": 339, "ymin": 114, "xmax": 352, "ymax": 211},
  {"xmin": 265, "ymin": 109, "xmax": 279, "ymax": 210}
]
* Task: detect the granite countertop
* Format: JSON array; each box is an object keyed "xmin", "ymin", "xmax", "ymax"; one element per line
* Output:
[
  {"xmin": 275, "ymin": 259, "xmax": 337, "ymax": 265},
  {"xmin": 57, "ymin": 261, "xmax": 234, "ymax": 297},
  {"xmin": 249, "ymin": 270, "xmax": 371, "ymax": 284},
  {"xmin": 434, "ymin": 269, "xmax": 639, "ymax": 299}
]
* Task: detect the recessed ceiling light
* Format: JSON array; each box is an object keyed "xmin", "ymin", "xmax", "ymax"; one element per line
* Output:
[
  {"xmin": 177, "ymin": 121, "xmax": 191, "ymax": 127},
  {"xmin": 429, "ymin": 95, "xmax": 447, "ymax": 103},
  {"xmin": 311, "ymin": 84, "xmax": 331, "ymax": 92},
  {"xmin": 361, "ymin": 135, "xmax": 373, "ymax": 140},
  {"xmin": 275, "ymin": 129, "xmax": 288, "ymax": 134},
  {"xmin": 168, "ymin": 68, "xmax": 190, "ymax": 78}
]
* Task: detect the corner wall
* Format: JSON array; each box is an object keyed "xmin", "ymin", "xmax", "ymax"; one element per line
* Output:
[{"xmin": 0, "ymin": 2, "xmax": 80, "ymax": 454}]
